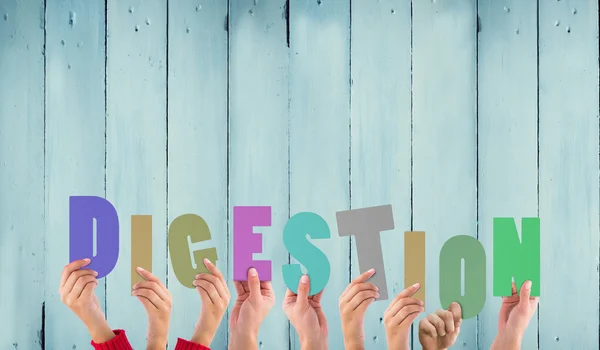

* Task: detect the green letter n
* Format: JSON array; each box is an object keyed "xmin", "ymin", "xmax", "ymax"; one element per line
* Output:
[{"xmin": 493, "ymin": 218, "xmax": 540, "ymax": 297}]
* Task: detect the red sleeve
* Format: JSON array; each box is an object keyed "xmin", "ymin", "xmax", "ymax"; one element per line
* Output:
[
  {"xmin": 90, "ymin": 329, "xmax": 133, "ymax": 350},
  {"xmin": 174, "ymin": 338, "xmax": 211, "ymax": 350}
]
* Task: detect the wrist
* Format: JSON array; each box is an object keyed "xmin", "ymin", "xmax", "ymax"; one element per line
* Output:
[
  {"xmin": 190, "ymin": 331, "xmax": 213, "ymax": 347},
  {"xmin": 386, "ymin": 334, "xmax": 410, "ymax": 350},
  {"xmin": 300, "ymin": 334, "xmax": 326, "ymax": 350},
  {"xmin": 492, "ymin": 330, "xmax": 523, "ymax": 350},
  {"xmin": 85, "ymin": 320, "xmax": 115, "ymax": 343},
  {"xmin": 229, "ymin": 330, "xmax": 258, "ymax": 350}
]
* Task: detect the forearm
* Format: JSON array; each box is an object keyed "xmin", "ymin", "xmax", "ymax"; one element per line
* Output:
[
  {"xmin": 146, "ymin": 339, "xmax": 168, "ymax": 350},
  {"xmin": 343, "ymin": 339, "xmax": 364, "ymax": 350},
  {"xmin": 491, "ymin": 331, "xmax": 522, "ymax": 350}
]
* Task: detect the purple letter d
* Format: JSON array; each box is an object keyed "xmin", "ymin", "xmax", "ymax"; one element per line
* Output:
[{"xmin": 69, "ymin": 196, "xmax": 119, "ymax": 278}]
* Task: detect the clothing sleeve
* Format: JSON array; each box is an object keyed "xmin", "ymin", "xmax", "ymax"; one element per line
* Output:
[
  {"xmin": 90, "ymin": 329, "xmax": 133, "ymax": 350},
  {"xmin": 174, "ymin": 338, "xmax": 211, "ymax": 350}
]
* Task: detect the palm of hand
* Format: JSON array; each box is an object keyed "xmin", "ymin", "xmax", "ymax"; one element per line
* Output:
[
  {"xmin": 231, "ymin": 282, "xmax": 275, "ymax": 329},
  {"xmin": 284, "ymin": 295, "xmax": 327, "ymax": 335},
  {"xmin": 499, "ymin": 293, "xmax": 537, "ymax": 332}
]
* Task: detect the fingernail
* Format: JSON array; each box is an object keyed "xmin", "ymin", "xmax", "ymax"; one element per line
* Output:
[
  {"xmin": 92, "ymin": 270, "xmax": 98, "ymax": 276},
  {"xmin": 133, "ymin": 283, "xmax": 138, "ymax": 289},
  {"xmin": 524, "ymin": 281, "xmax": 532, "ymax": 290},
  {"xmin": 375, "ymin": 293, "xmax": 380, "ymax": 298},
  {"xmin": 136, "ymin": 267, "xmax": 144, "ymax": 272},
  {"xmin": 249, "ymin": 268, "xmax": 258, "ymax": 277},
  {"xmin": 195, "ymin": 274, "xmax": 201, "ymax": 279},
  {"xmin": 300, "ymin": 275, "xmax": 309, "ymax": 284},
  {"xmin": 375, "ymin": 286, "xmax": 379, "ymax": 291},
  {"xmin": 83, "ymin": 258, "xmax": 91, "ymax": 263},
  {"xmin": 412, "ymin": 283, "xmax": 420, "ymax": 289},
  {"xmin": 368, "ymin": 268, "xmax": 375, "ymax": 274},
  {"xmin": 204, "ymin": 258, "xmax": 212, "ymax": 265}
]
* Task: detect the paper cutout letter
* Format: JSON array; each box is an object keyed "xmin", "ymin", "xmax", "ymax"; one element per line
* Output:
[
  {"xmin": 168, "ymin": 214, "xmax": 218, "ymax": 288},
  {"xmin": 336, "ymin": 205, "xmax": 395, "ymax": 300},
  {"xmin": 69, "ymin": 196, "xmax": 119, "ymax": 278},
  {"xmin": 493, "ymin": 217, "xmax": 540, "ymax": 297},
  {"xmin": 233, "ymin": 206, "xmax": 272, "ymax": 281},
  {"xmin": 282, "ymin": 212, "xmax": 331, "ymax": 296},
  {"xmin": 405, "ymin": 231, "xmax": 426, "ymax": 304},
  {"xmin": 131, "ymin": 215, "xmax": 152, "ymax": 289},
  {"xmin": 439, "ymin": 235, "xmax": 486, "ymax": 319}
]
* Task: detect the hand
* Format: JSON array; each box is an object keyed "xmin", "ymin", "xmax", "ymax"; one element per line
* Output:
[
  {"xmin": 59, "ymin": 259, "xmax": 114, "ymax": 343},
  {"xmin": 418, "ymin": 302, "xmax": 462, "ymax": 350},
  {"xmin": 491, "ymin": 281, "xmax": 538, "ymax": 350},
  {"xmin": 339, "ymin": 269, "xmax": 379, "ymax": 350},
  {"xmin": 133, "ymin": 267, "xmax": 172, "ymax": 350},
  {"xmin": 229, "ymin": 268, "xmax": 276, "ymax": 350},
  {"xmin": 283, "ymin": 274, "xmax": 328, "ymax": 350},
  {"xmin": 191, "ymin": 258, "xmax": 231, "ymax": 347},
  {"xmin": 384, "ymin": 283, "xmax": 425, "ymax": 350}
]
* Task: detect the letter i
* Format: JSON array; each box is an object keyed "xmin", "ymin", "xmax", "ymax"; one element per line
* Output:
[
  {"xmin": 131, "ymin": 215, "xmax": 152, "ymax": 290},
  {"xmin": 405, "ymin": 231, "xmax": 426, "ymax": 304}
]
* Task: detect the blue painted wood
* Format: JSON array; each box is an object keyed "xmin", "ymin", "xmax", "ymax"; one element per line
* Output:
[
  {"xmin": 289, "ymin": 1, "xmax": 350, "ymax": 348},
  {"xmin": 538, "ymin": 0, "xmax": 599, "ymax": 349},
  {"xmin": 228, "ymin": 1, "xmax": 290, "ymax": 349},
  {"xmin": 44, "ymin": 1, "xmax": 107, "ymax": 348},
  {"xmin": 3, "ymin": 2, "xmax": 600, "ymax": 349},
  {"xmin": 411, "ymin": 0, "xmax": 478, "ymax": 349},
  {"xmin": 477, "ymin": 1, "xmax": 539, "ymax": 349},
  {"xmin": 0, "ymin": 0, "xmax": 45, "ymax": 348},
  {"xmin": 167, "ymin": 1, "xmax": 228, "ymax": 349},
  {"xmin": 350, "ymin": 0, "xmax": 412, "ymax": 349},
  {"xmin": 105, "ymin": 0, "xmax": 167, "ymax": 347}
]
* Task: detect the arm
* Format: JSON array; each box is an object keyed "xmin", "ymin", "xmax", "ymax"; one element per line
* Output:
[
  {"xmin": 339, "ymin": 269, "xmax": 379, "ymax": 350},
  {"xmin": 283, "ymin": 275, "xmax": 328, "ymax": 350},
  {"xmin": 228, "ymin": 268, "xmax": 275, "ymax": 350},
  {"xmin": 384, "ymin": 283, "xmax": 425, "ymax": 350},
  {"xmin": 58, "ymin": 259, "xmax": 130, "ymax": 349}
]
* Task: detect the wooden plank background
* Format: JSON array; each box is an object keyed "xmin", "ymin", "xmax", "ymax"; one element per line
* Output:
[{"xmin": 0, "ymin": 0, "xmax": 598, "ymax": 349}]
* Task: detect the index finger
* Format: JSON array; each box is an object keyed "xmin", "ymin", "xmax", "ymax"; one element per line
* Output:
[
  {"xmin": 136, "ymin": 267, "xmax": 167, "ymax": 291},
  {"xmin": 203, "ymin": 258, "xmax": 226, "ymax": 285},
  {"xmin": 312, "ymin": 289, "xmax": 325, "ymax": 303},
  {"xmin": 341, "ymin": 269, "xmax": 375, "ymax": 297},
  {"xmin": 60, "ymin": 259, "xmax": 91, "ymax": 288},
  {"xmin": 390, "ymin": 283, "xmax": 420, "ymax": 305}
]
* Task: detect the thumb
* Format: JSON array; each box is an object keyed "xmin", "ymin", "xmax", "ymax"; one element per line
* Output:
[
  {"xmin": 247, "ymin": 268, "xmax": 261, "ymax": 299},
  {"xmin": 519, "ymin": 281, "xmax": 532, "ymax": 305},
  {"xmin": 448, "ymin": 302, "xmax": 462, "ymax": 331},
  {"xmin": 296, "ymin": 275, "xmax": 310, "ymax": 308}
]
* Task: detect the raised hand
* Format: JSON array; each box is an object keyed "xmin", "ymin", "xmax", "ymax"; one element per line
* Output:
[
  {"xmin": 133, "ymin": 267, "xmax": 172, "ymax": 350},
  {"xmin": 283, "ymin": 275, "xmax": 328, "ymax": 350},
  {"xmin": 191, "ymin": 258, "xmax": 231, "ymax": 347},
  {"xmin": 418, "ymin": 302, "xmax": 462, "ymax": 350},
  {"xmin": 59, "ymin": 259, "xmax": 114, "ymax": 343},
  {"xmin": 339, "ymin": 269, "xmax": 379, "ymax": 350},
  {"xmin": 229, "ymin": 268, "xmax": 276, "ymax": 350},
  {"xmin": 491, "ymin": 281, "xmax": 539, "ymax": 350},
  {"xmin": 384, "ymin": 283, "xmax": 425, "ymax": 350}
]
